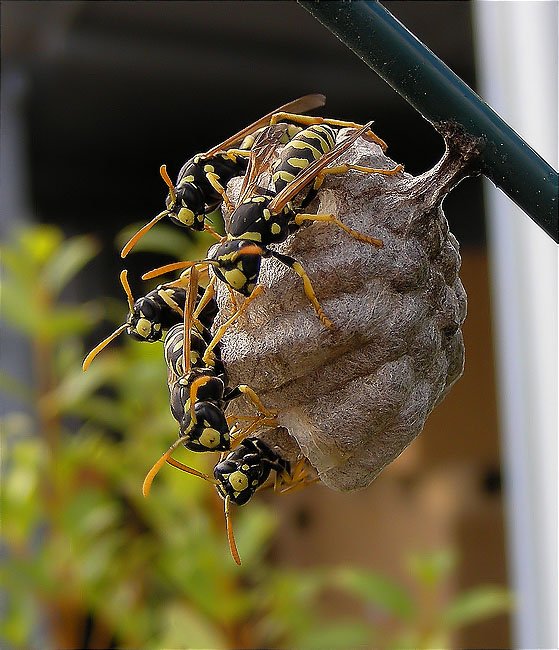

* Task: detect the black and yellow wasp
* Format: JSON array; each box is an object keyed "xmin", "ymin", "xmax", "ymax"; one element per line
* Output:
[
  {"xmin": 120, "ymin": 94, "xmax": 327, "ymax": 258},
  {"xmin": 141, "ymin": 266, "xmax": 277, "ymax": 492},
  {"xmin": 81, "ymin": 269, "xmax": 219, "ymax": 371},
  {"xmin": 140, "ymin": 266, "xmax": 279, "ymax": 563},
  {"xmin": 213, "ymin": 435, "xmax": 319, "ymax": 564},
  {"xmin": 143, "ymin": 115, "xmax": 402, "ymax": 328}
]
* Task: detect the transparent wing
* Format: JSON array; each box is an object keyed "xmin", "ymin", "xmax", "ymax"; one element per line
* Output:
[
  {"xmin": 267, "ymin": 121, "xmax": 373, "ymax": 214},
  {"xmin": 236, "ymin": 124, "xmax": 288, "ymax": 205},
  {"xmin": 203, "ymin": 94, "xmax": 326, "ymax": 158}
]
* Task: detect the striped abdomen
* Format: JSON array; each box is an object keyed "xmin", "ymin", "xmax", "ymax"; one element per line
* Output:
[{"xmin": 272, "ymin": 124, "xmax": 337, "ymax": 195}]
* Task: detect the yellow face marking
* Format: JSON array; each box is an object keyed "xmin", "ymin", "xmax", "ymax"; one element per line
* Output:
[
  {"xmin": 224, "ymin": 268, "xmax": 248, "ymax": 290},
  {"xmin": 136, "ymin": 318, "xmax": 152, "ymax": 338},
  {"xmin": 203, "ymin": 164, "xmax": 215, "ymax": 173},
  {"xmin": 184, "ymin": 175, "xmax": 195, "ymax": 183},
  {"xmin": 177, "ymin": 207, "xmax": 195, "ymax": 226},
  {"xmin": 252, "ymin": 196, "xmax": 266, "ymax": 203},
  {"xmin": 263, "ymin": 209, "xmax": 271, "ymax": 221},
  {"xmin": 271, "ymin": 223, "xmax": 281, "ymax": 235},
  {"xmin": 228, "ymin": 471, "xmax": 249, "ymax": 491},
  {"xmin": 199, "ymin": 427, "xmax": 221, "ymax": 449}
]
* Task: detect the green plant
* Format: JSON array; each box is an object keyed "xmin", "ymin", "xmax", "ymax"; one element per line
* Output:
[{"xmin": 1, "ymin": 225, "xmax": 511, "ymax": 649}]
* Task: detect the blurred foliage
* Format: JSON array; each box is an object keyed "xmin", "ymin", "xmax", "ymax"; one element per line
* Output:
[{"xmin": 1, "ymin": 226, "xmax": 511, "ymax": 649}]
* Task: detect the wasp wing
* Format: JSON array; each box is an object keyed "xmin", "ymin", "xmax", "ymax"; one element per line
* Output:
[
  {"xmin": 203, "ymin": 94, "xmax": 326, "ymax": 158},
  {"xmin": 236, "ymin": 124, "xmax": 287, "ymax": 205},
  {"xmin": 267, "ymin": 121, "xmax": 373, "ymax": 214}
]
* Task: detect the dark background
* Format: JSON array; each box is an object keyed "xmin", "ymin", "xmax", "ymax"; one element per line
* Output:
[{"xmin": 4, "ymin": 0, "xmax": 484, "ymax": 252}]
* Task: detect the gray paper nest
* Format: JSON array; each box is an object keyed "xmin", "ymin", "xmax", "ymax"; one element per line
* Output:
[{"xmin": 214, "ymin": 124, "xmax": 480, "ymax": 491}]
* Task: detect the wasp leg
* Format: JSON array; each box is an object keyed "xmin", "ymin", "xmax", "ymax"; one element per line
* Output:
[
  {"xmin": 204, "ymin": 224, "xmax": 224, "ymax": 241},
  {"xmin": 294, "ymin": 212, "xmax": 383, "ymax": 248},
  {"xmin": 157, "ymin": 288, "xmax": 184, "ymax": 316},
  {"xmin": 268, "ymin": 251, "xmax": 334, "ymax": 329},
  {"xmin": 313, "ymin": 163, "xmax": 404, "ymax": 192},
  {"xmin": 213, "ymin": 148, "xmax": 252, "ymax": 161},
  {"xmin": 277, "ymin": 458, "xmax": 319, "ymax": 494},
  {"xmin": 269, "ymin": 112, "xmax": 387, "ymax": 151},
  {"xmin": 225, "ymin": 384, "xmax": 278, "ymax": 419},
  {"xmin": 202, "ymin": 285, "xmax": 264, "ymax": 364},
  {"xmin": 192, "ymin": 275, "xmax": 216, "ymax": 322},
  {"xmin": 205, "ymin": 171, "xmax": 235, "ymax": 212}
]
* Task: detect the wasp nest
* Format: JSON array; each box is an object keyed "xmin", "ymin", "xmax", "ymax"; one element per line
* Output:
[{"xmin": 216, "ymin": 123, "xmax": 481, "ymax": 491}]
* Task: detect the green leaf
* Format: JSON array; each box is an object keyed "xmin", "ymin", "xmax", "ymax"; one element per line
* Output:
[
  {"xmin": 442, "ymin": 586, "xmax": 513, "ymax": 630},
  {"xmin": 406, "ymin": 549, "xmax": 457, "ymax": 587},
  {"xmin": 296, "ymin": 621, "xmax": 373, "ymax": 650},
  {"xmin": 42, "ymin": 235, "xmax": 100, "ymax": 296},
  {"xmin": 157, "ymin": 602, "xmax": 227, "ymax": 650},
  {"xmin": 20, "ymin": 225, "xmax": 63, "ymax": 265},
  {"xmin": 37, "ymin": 305, "xmax": 96, "ymax": 338},
  {"xmin": 0, "ymin": 280, "xmax": 42, "ymax": 333},
  {"xmin": 332, "ymin": 568, "xmax": 415, "ymax": 620}
]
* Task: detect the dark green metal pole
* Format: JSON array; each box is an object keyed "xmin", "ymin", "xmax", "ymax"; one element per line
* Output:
[{"xmin": 298, "ymin": 0, "xmax": 558, "ymax": 242}]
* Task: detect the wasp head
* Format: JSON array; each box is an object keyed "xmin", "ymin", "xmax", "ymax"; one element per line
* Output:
[
  {"xmin": 179, "ymin": 401, "xmax": 230, "ymax": 453},
  {"xmin": 126, "ymin": 296, "xmax": 164, "ymax": 342},
  {"xmin": 213, "ymin": 437, "xmax": 282, "ymax": 505},
  {"xmin": 166, "ymin": 181, "xmax": 206, "ymax": 231}
]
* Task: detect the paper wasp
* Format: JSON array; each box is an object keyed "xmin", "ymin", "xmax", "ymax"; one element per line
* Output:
[
  {"xmin": 81, "ymin": 268, "xmax": 218, "ymax": 371},
  {"xmin": 143, "ymin": 118, "xmax": 403, "ymax": 328},
  {"xmin": 120, "ymin": 94, "xmax": 327, "ymax": 258},
  {"xmin": 142, "ymin": 265, "xmax": 277, "ymax": 490},
  {"xmin": 214, "ymin": 436, "xmax": 319, "ymax": 564}
]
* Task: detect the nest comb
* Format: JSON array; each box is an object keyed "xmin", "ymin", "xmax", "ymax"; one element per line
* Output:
[{"xmin": 214, "ymin": 123, "xmax": 481, "ymax": 491}]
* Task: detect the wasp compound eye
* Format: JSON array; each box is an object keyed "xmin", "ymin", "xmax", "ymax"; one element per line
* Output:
[{"xmin": 216, "ymin": 124, "xmax": 477, "ymax": 491}]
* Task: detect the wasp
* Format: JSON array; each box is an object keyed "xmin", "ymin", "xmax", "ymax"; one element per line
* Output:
[
  {"xmin": 81, "ymin": 268, "xmax": 218, "ymax": 371},
  {"xmin": 214, "ymin": 436, "xmax": 318, "ymax": 564},
  {"xmin": 120, "ymin": 94, "xmax": 327, "ymax": 258},
  {"xmin": 142, "ymin": 266, "xmax": 277, "ymax": 493},
  {"xmin": 143, "ymin": 118, "xmax": 403, "ymax": 328}
]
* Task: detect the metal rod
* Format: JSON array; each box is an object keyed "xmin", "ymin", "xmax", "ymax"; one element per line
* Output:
[{"xmin": 298, "ymin": 0, "xmax": 558, "ymax": 242}]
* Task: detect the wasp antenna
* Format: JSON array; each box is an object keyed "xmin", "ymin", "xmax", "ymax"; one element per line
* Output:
[
  {"xmin": 234, "ymin": 245, "xmax": 265, "ymax": 258},
  {"xmin": 160, "ymin": 164, "xmax": 176, "ymax": 204},
  {"xmin": 82, "ymin": 323, "xmax": 128, "ymax": 372},
  {"xmin": 142, "ymin": 436, "xmax": 189, "ymax": 497},
  {"xmin": 142, "ymin": 260, "xmax": 201, "ymax": 281},
  {"xmin": 121, "ymin": 209, "xmax": 170, "ymax": 258},
  {"xmin": 224, "ymin": 496, "xmax": 241, "ymax": 565},
  {"xmin": 189, "ymin": 375, "xmax": 213, "ymax": 422},
  {"xmin": 120, "ymin": 270, "xmax": 135, "ymax": 311},
  {"xmin": 165, "ymin": 457, "xmax": 219, "ymax": 485},
  {"xmin": 183, "ymin": 265, "xmax": 200, "ymax": 374}
]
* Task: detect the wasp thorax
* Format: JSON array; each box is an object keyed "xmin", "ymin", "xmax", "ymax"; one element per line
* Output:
[{"xmin": 217, "ymin": 124, "xmax": 480, "ymax": 491}]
